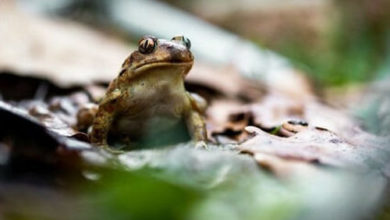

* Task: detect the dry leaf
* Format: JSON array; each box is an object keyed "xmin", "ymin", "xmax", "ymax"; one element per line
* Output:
[
  {"xmin": 0, "ymin": 2, "xmax": 132, "ymax": 87},
  {"xmin": 240, "ymin": 125, "xmax": 376, "ymax": 169}
]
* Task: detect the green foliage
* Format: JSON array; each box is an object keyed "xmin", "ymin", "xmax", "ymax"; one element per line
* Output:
[
  {"xmin": 86, "ymin": 170, "xmax": 201, "ymax": 220},
  {"xmin": 267, "ymin": 0, "xmax": 390, "ymax": 87}
]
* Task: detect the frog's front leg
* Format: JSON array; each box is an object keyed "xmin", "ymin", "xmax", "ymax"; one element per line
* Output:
[
  {"xmin": 90, "ymin": 104, "xmax": 115, "ymax": 146},
  {"xmin": 90, "ymin": 89, "xmax": 121, "ymax": 146},
  {"xmin": 185, "ymin": 109, "xmax": 207, "ymax": 148}
]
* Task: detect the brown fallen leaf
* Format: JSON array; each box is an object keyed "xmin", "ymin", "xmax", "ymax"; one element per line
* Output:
[
  {"xmin": 206, "ymin": 88, "xmax": 363, "ymax": 139},
  {"xmin": 205, "ymin": 92, "xmax": 310, "ymax": 143},
  {"xmin": 249, "ymin": 152, "xmax": 320, "ymax": 179},
  {"xmin": 249, "ymin": 91, "xmax": 307, "ymax": 129},
  {"xmin": 0, "ymin": 100, "xmax": 91, "ymax": 184},
  {"xmin": 28, "ymin": 102, "xmax": 77, "ymax": 137},
  {"xmin": 239, "ymin": 125, "xmax": 376, "ymax": 169},
  {"xmin": 206, "ymin": 99, "xmax": 248, "ymax": 142}
]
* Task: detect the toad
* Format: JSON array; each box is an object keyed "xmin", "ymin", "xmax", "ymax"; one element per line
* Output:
[{"xmin": 90, "ymin": 35, "xmax": 207, "ymax": 149}]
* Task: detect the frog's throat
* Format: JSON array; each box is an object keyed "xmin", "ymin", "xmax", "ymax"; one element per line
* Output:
[{"xmin": 131, "ymin": 61, "xmax": 193, "ymax": 74}]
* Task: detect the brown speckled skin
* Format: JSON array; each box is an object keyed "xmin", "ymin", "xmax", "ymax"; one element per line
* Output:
[{"xmin": 90, "ymin": 36, "xmax": 207, "ymax": 148}]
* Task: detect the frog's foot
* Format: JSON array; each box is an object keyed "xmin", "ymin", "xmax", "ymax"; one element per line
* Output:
[
  {"xmin": 92, "ymin": 142, "xmax": 125, "ymax": 155},
  {"xmin": 195, "ymin": 141, "xmax": 208, "ymax": 149},
  {"xmin": 188, "ymin": 92, "xmax": 207, "ymax": 113},
  {"xmin": 76, "ymin": 103, "xmax": 98, "ymax": 131},
  {"xmin": 101, "ymin": 144, "xmax": 125, "ymax": 155}
]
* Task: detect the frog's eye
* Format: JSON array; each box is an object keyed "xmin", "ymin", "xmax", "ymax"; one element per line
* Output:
[
  {"xmin": 138, "ymin": 36, "xmax": 156, "ymax": 54},
  {"xmin": 171, "ymin": 35, "xmax": 191, "ymax": 49}
]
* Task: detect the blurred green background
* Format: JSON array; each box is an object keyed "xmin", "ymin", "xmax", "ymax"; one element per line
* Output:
[
  {"xmin": 161, "ymin": 0, "xmax": 390, "ymax": 86},
  {"xmin": 23, "ymin": 0, "xmax": 390, "ymax": 87}
]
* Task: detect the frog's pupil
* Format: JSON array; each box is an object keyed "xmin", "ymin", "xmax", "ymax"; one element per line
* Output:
[{"xmin": 144, "ymin": 39, "xmax": 152, "ymax": 49}]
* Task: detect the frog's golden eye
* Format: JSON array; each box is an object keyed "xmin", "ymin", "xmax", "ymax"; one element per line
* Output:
[
  {"xmin": 171, "ymin": 35, "xmax": 191, "ymax": 49},
  {"xmin": 138, "ymin": 36, "xmax": 156, "ymax": 54}
]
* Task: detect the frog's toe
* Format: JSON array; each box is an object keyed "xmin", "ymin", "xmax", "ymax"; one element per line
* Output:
[
  {"xmin": 195, "ymin": 141, "xmax": 208, "ymax": 149},
  {"xmin": 102, "ymin": 145, "xmax": 125, "ymax": 154},
  {"xmin": 92, "ymin": 142, "xmax": 125, "ymax": 154}
]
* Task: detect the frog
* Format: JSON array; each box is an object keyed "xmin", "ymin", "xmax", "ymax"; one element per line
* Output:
[{"xmin": 89, "ymin": 35, "xmax": 207, "ymax": 149}]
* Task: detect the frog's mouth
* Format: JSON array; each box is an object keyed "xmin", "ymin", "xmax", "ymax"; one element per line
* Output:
[{"xmin": 132, "ymin": 61, "xmax": 194, "ymax": 73}]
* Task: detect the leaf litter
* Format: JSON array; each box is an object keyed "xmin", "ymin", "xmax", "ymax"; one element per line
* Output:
[{"xmin": 0, "ymin": 2, "xmax": 388, "ymax": 220}]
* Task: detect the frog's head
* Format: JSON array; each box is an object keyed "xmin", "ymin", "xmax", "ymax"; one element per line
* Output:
[{"xmin": 121, "ymin": 35, "xmax": 194, "ymax": 78}]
